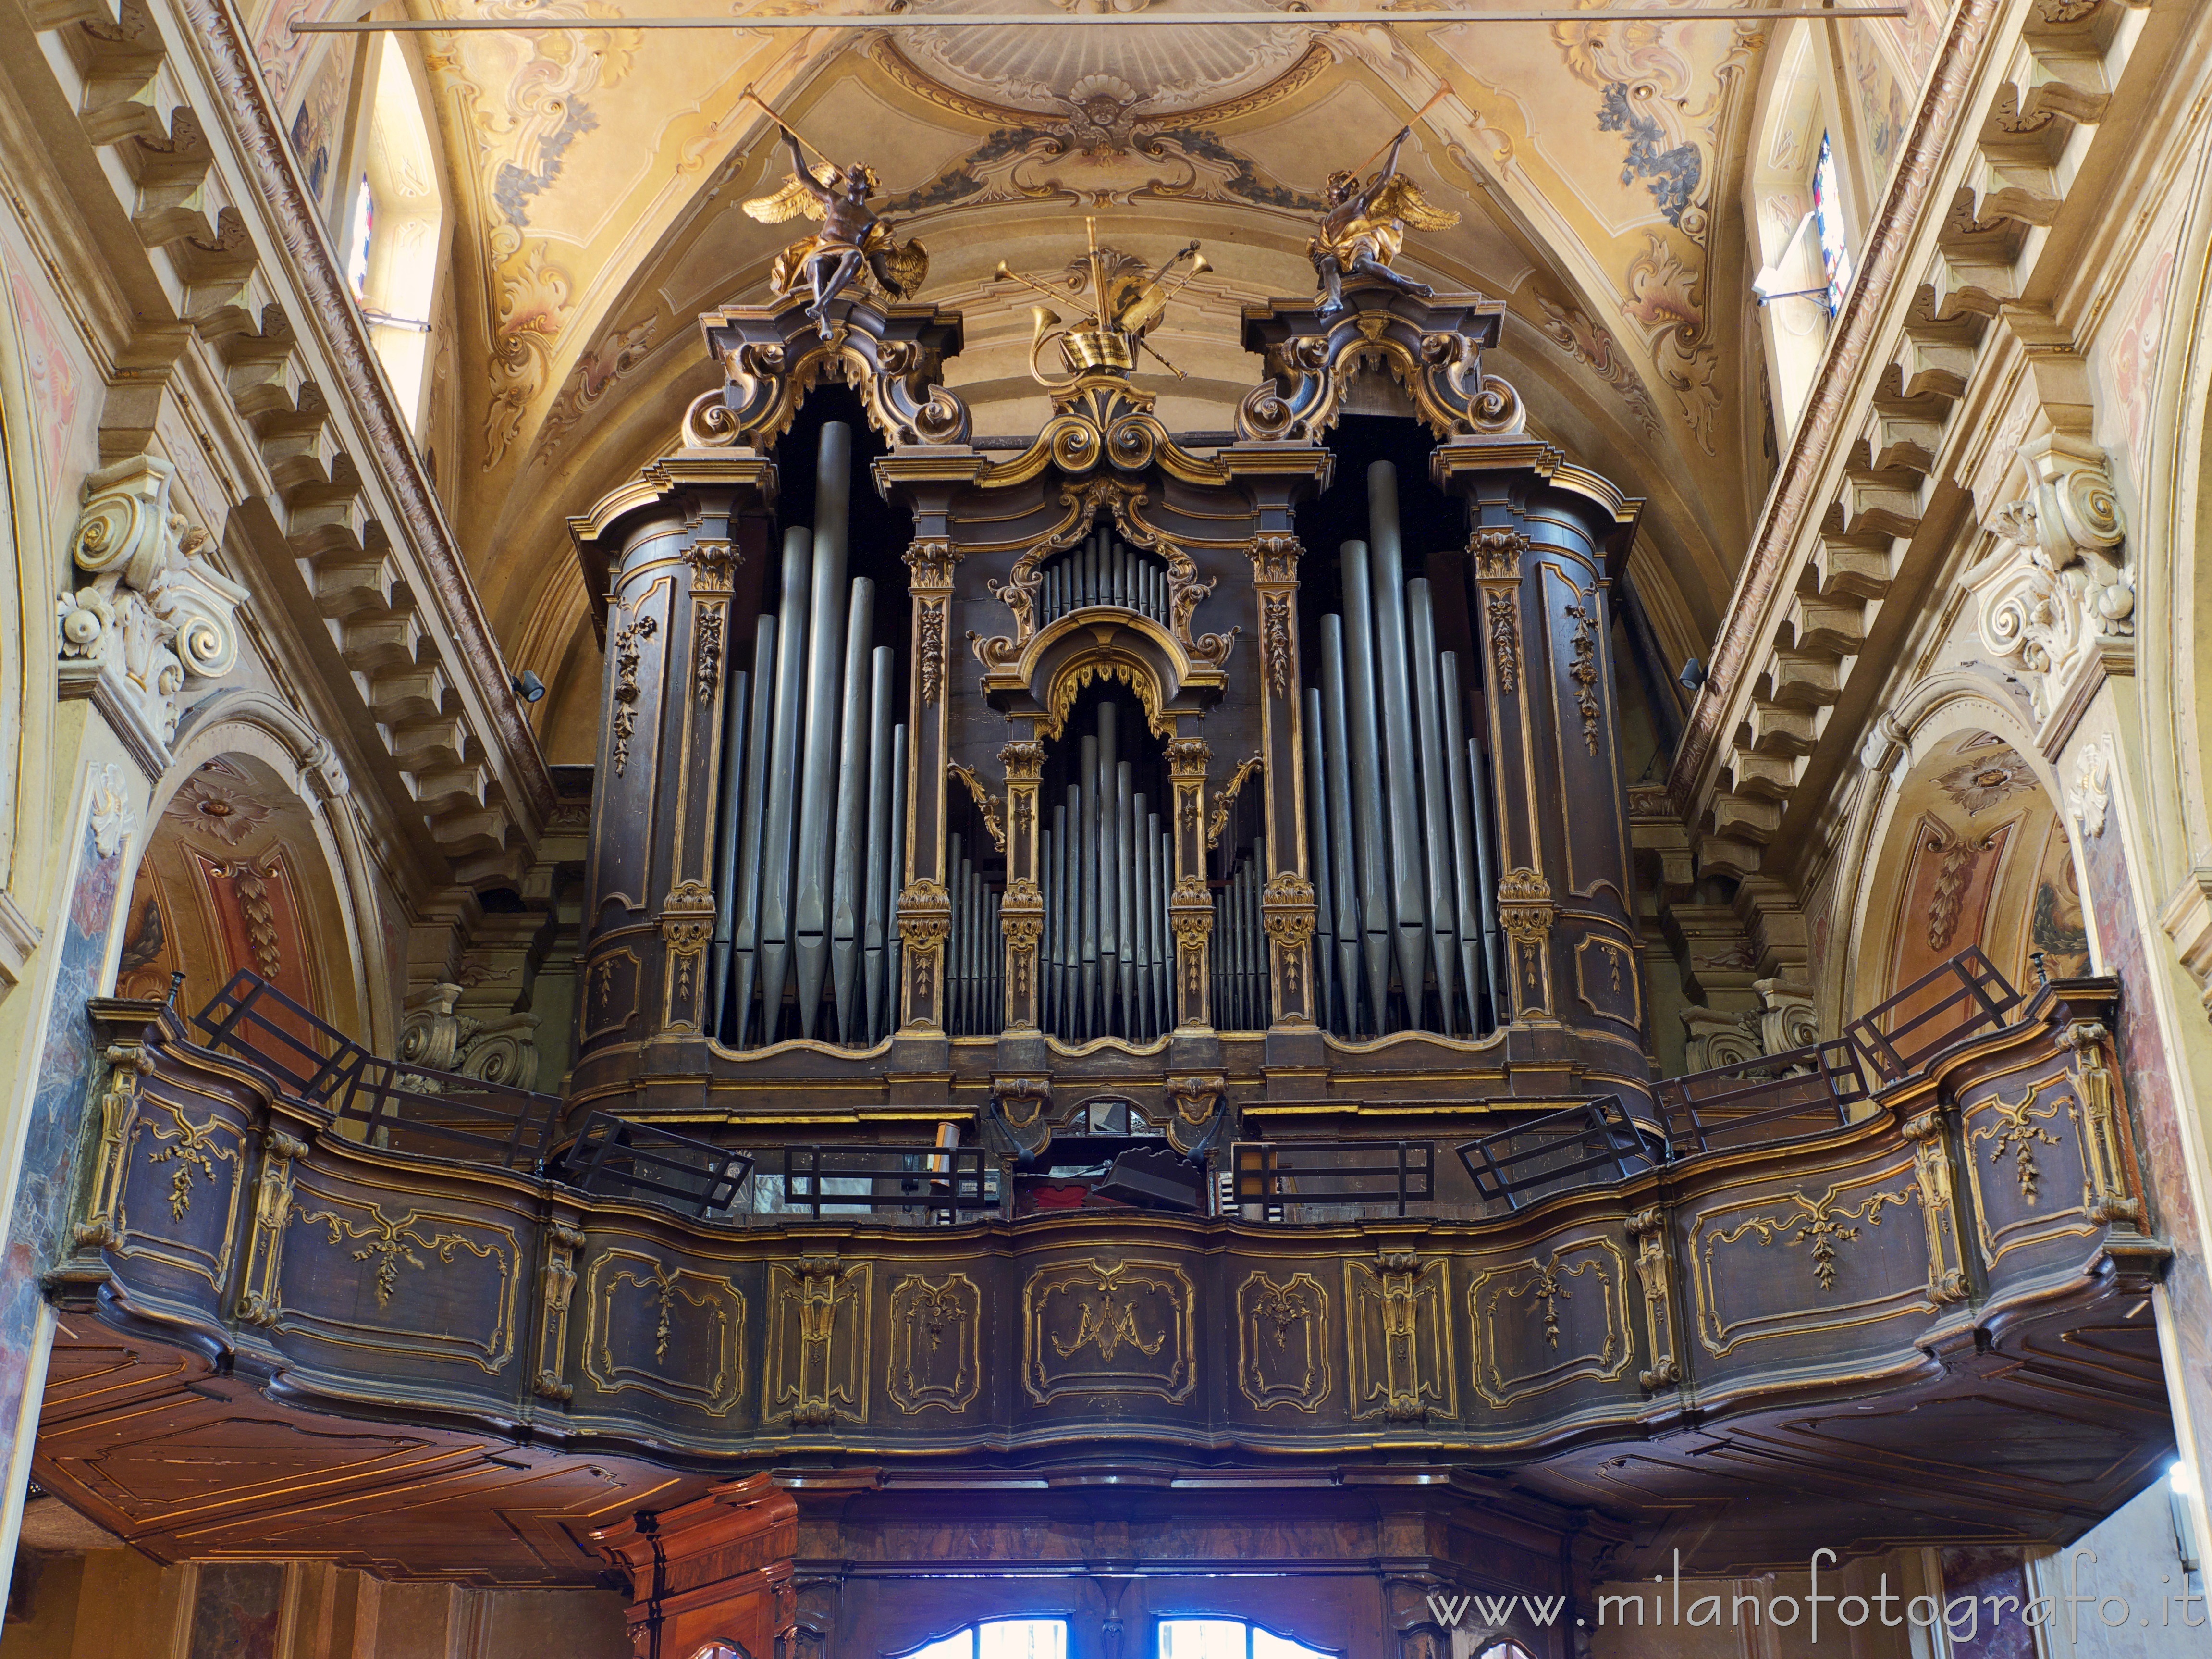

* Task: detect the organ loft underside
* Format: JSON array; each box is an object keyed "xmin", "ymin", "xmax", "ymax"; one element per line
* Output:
[{"xmin": 1, "ymin": 2, "xmax": 2207, "ymax": 1658}]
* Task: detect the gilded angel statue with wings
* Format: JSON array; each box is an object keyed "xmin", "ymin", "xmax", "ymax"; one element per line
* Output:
[
  {"xmin": 742, "ymin": 107, "xmax": 929, "ymax": 340},
  {"xmin": 1310, "ymin": 126, "xmax": 1460, "ymax": 316}
]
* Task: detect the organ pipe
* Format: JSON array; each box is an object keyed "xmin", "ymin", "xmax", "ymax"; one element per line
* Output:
[
  {"xmin": 1439, "ymin": 651, "xmax": 1490, "ymax": 1033},
  {"xmin": 1339, "ymin": 541, "xmax": 1393, "ymax": 1032},
  {"xmin": 829, "ymin": 580, "xmax": 875, "ymax": 1042},
  {"xmin": 1303, "ymin": 685, "xmax": 1337, "ymax": 1032},
  {"xmin": 729, "ymin": 617, "xmax": 777, "ymax": 1041},
  {"xmin": 1318, "ymin": 617, "xmax": 1364, "ymax": 1034},
  {"xmin": 862, "ymin": 647, "xmax": 895, "ymax": 1042},
  {"xmin": 1367, "ymin": 462, "xmax": 1429, "ymax": 1019},
  {"xmin": 792, "ymin": 423, "xmax": 853, "ymax": 1038},
  {"xmin": 753, "ymin": 526, "xmax": 811, "ymax": 1043},
  {"xmin": 708, "ymin": 662, "xmax": 750, "ymax": 1029},
  {"xmin": 1406, "ymin": 579, "xmax": 1459, "ymax": 1029}
]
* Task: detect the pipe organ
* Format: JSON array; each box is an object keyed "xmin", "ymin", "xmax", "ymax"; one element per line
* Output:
[{"xmin": 568, "ymin": 282, "xmax": 1647, "ymax": 1163}]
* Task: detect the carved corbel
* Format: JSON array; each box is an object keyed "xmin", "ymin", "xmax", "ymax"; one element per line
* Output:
[
  {"xmin": 59, "ymin": 455, "xmax": 247, "ymax": 754},
  {"xmin": 237, "ymin": 1129, "xmax": 309, "ymax": 1326},
  {"xmin": 1902, "ymin": 1111, "xmax": 1970, "ymax": 1305},
  {"xmin": 1164, "ymin": 1073, "xmax": 1228, "ymax": 1158},
  {"xmin": 534, "ymin": 1220, "xmax": 586, "ymax": 1402},
  {"xmin": 1496, "ymin": 867, "xmax": 1557, "ymax": 1022},
  {"xmin": 75, "ymin": 1042, "xmax": 153, "ymax": 1247},
  {"xmin": 2060, "ymin": 1021, "xmax": 2142, "ymax": 1226},
  {"xmin": 1963, "ymin": 433, "xmax": 2129, "ymax": 721},
  {"xmin": 990, "ymin": 1074, "xmax": 1052, "ymax": 1162},
  {"xmin": 1626, "ymin": 1207, "xmax": 1682, "ymax": 1389}
]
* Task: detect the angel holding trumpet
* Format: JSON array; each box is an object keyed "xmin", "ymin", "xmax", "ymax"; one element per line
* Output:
[
  {"xmin": 740, "ymin": 90, "xmax": 929, "ymax": 339},
  {"xmin": 1310, "ymin": 123, "xmax": 1460, "ymax": 316}
]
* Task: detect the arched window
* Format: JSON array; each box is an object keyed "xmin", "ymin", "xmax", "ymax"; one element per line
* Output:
[
  {"xmin": 1745, "ymin": 23, "xmax": 1861, "ymax": 439},
  {"xmin": 349, "ymin": 35, "xmax": 443, "ymax": 429},
  {"xmin": 1156, "ymin": 1619, "xmax": 1335, "ymax": 1658},
  {"xmin": 898, "ymin": 1619, "xmax": 1069, "ymax": 1659}
]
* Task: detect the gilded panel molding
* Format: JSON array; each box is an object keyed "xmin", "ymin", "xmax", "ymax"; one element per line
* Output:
[
  {"xmin": 887, "ymin": 1272, "xmax": 983, "ymax": 1416},
  {"xmin": 75, "ymin": 1042, "xmax": 152, "ymax": 1248},
  {"xmin": 281, "ymin": 1181, "xmax": 520, "ymax": 1374},
  {"xmin": 1345, "ymin": 1251, "xmax": 1455, "ymax": 1424},
  {"xmin": 1689, "ymin": 1164, "xmax": 1929, "ymax": 1358},
  {"xmin": 1469, "ymin": 1239, "xmax": 1632, "ymax": 1409},
  {"xmin": 582, "ymin": 1247, "xmax": 748, "ymax": 1419},
  {"xmin": 1023, "ymin": 1257, "xmax": 1196, "ymax": 1404},
  {"xmin": 1902, "ymin": 1113, "xmax": 1969, "ymax": 1305},
  {"xmin": 534, "ymin": 1220, "xmax": 584, "ymax": 1403},
  {"xmin": 236, "ymin": 1129, "xmax": 308, "ymax": 1327},
  {"xmin": 2059, "ymin": 1020, "xmax": 2140, "ymax": 1225},
  {"xmin": 1237, "ymin": 1270, "xmax": 1331, "ymax": 1412},
  {"xmin": 1961, "ymin": 1075, "xmax": 2097, "ymax": 1269}
]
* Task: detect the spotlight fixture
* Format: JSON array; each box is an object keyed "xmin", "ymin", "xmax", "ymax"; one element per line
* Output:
[
  {"xmin": 513, "ymin": 670, "xmax": 546, "ymax": 704},
  {"xmin": 1678, "ymin": 657, "xmax": 1707, "ymax": 693}
]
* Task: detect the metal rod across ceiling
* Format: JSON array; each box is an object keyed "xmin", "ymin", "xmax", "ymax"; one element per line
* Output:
[{"xmin": 295, "ymin": 5, "xmax": 1906, "ymax": 30}]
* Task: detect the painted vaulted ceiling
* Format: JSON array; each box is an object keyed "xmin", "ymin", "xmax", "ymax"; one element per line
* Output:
[{"xmin": 248, "ymin": 0, "xmax": 1950, "ymax": 760}]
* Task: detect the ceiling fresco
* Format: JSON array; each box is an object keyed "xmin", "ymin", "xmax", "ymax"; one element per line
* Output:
[{"xmin": 246, "ymin": 0, "xmax": 1944, "ymax": 757}]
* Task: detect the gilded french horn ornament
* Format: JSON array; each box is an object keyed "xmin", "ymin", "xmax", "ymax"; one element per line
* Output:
[
  {"xmin": 1310, "ymin": 125, "xmax": 1460, "ymax": 316},
  {"xmin": 740, "ymin": 89, "xmax": 930, "ymax": 340},
  {"xmin": 993, "ymin": 216, "xmax": 1209, "ymax": 389}
]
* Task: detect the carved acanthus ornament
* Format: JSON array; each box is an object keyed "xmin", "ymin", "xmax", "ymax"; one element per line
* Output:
[
  {"xmin": 1562, "ymin": 601, "xmax": 1601, "ymax": 755},
  {"xmin": 1205, "ymin": 754, "xmax": 1263, "ymax": 850},
  {"xmin": 59, "ymin": 456, "xmax": 247, "ymax": 749},
  {"xmin": 1625, "ymin": 1208, "xmax": 1680, "ymax": 1390},
  {"xmin": 948, "ymin": 761, "xmax": 1008, "ymax": 854},
  {"xmin": 1470, "ymin": 528, "xmax": 1525, "ymax": 695},
  {"xmin": 1963, "ymin": 433, "xmax": 2129, "ymax": 719}
]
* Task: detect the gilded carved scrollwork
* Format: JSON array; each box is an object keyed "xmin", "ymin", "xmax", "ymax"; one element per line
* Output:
[
  {"xmin": 533, "ymin": 1220, "xmax": 585, "ymax": 1403},
  {"xmin": 897, "ymin": 879, "xmax": 953, "ymax": 1017},
  {"xmin": 948, "ymin": 761, "xmax": 1008, "ymax": 854},
  {"xmin": 237, "ymin": 1129, "xmax": 308, "ymax": 1327},
  {"xmin": 691, "ymin": 303, "xmax": 970, "ymax": 451},
  {"xmin": 1902, "ymin": 1113, "xmax": 1969, "ymax": 1306},
  {"xmin": 968, "ymin": 480, "xmax": 1236, "ymax": 681},
  {"xmin": 1626, "ymin": 1208, "xmax": 1681, "ymax": 1390},
  {"xmin": 1205, "ymin": 754, "xmax": 1263, "ymax": 850},
  {"xmin": 1238, "ymin": 303, "xmax": 1525, "ymax": 443},
  {"xmin": 2060, "ymin": 1021, "xmax": 2140, "ymax": 1225},
  {"xmin": 769, "ymin": 1252, "xmax": 871, "ymax": 1429},
  {"xmin": 1346, "ymin": 1251, "xmax": 1453, "ymax": 1424},
  {"xmin": 75, "ymin": 1042, "xmax": 152, "ymax": 1248},
  {"xmin": 1469, "ymin": 1240, "xmax": 1632, "ymax": 1409}
]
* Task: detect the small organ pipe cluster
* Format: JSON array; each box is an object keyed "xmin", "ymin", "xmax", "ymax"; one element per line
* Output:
[
  {"xmin": 1303, "ymin": 460, "xmax": 1505, "ymax": 1040},
  {"xmin": 712, "ymin": 423, "xmax": 909, "ymax": 1049},
  {"xmin": 568, "ymin": 283, "xmax": 1647, "ymax": 1142}
]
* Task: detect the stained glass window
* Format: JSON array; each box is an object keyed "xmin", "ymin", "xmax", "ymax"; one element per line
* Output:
[
  {"xmin": 1812, "ymin": 133, "xmax": 1853, "ymax": 315},
  {"xmin": 344, "ymin": 175, "xmax": 374, "ymax": 303}
]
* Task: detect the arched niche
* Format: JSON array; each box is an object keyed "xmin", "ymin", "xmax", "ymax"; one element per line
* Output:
[
  {"xmin": 130, "ymin": 692, "xmax": 393, "ymax": 1048},
  {"xmin": 1844, "ymin": 693, "xmax": 2091, "ymax": 1028}
]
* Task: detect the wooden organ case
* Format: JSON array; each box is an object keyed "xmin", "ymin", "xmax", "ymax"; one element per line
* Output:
[{"xmin": 568, "ymin": 287, "xmax": 1645, "ymax": 1151}]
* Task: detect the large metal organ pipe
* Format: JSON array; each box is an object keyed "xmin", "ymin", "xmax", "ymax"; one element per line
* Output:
[
  {"xmin": 1303, "ymin": 461, "xmax": 1499, "ymax": 1039},
  {"xmin": 715, "ymin": 422, "xmax": 908, "ymax": 1050}
]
